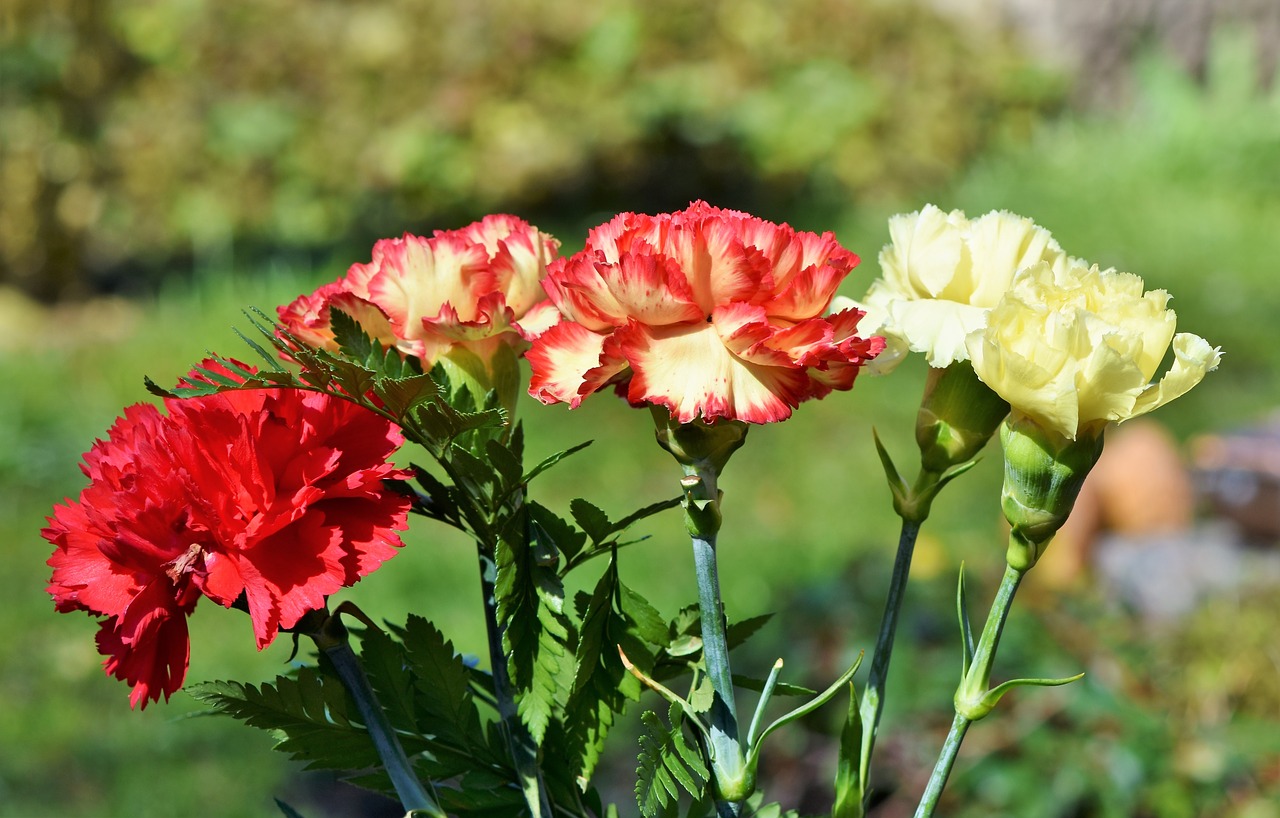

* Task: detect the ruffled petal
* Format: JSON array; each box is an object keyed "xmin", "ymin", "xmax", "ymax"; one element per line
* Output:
[
  {"xmin": 891, "ymin": 298, "xmax": 990, "ymax": 368},
  {"xmin": 527, "ymin": 321, "xmax": 620, "ymax": 407},
  {"xmin": 619, "ymin": 322, "xmax": 808, "ymax": 424},
  {"xmin": 1126, "ymin": 333, "xmax": 1222, "ymax": 421}
]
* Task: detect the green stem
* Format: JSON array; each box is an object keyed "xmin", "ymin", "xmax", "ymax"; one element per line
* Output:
[
  {"xmin": 913, "ymin": 712, "xmax": 971, "ymax": 818},
  {"xmin": 685, "ymin": 462, "xmax": 747, "ymax": 814},
  {"xmin": 316, "ymin": 632, "xmax": 445, "ymax": 818},
  {"xmin": 957, "ymin": 564, "xmax": 1024, "ymax": 713},
  {"xmin": 915, "ymin": 563, "xmax": 1025, "ymax": 817},
  {"xmin": 477, "ymin": 540, "xmax": 552, "ymax": 818},
  {"xmin": 857, "ymin": 518, "xmax": 922, "ymax": 804}
]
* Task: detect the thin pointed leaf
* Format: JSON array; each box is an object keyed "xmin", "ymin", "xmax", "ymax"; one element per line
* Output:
[
  {"xmin": 832, "ymin": 682, "xmax": 863, "ymax": 818},
  {"xmin": 979, "ymin": 671, "xmax": 1086, "ymax": 713},
  {"xmin": 522, "ymin": 440, "xmax": 593, "ymax": 484},
  {"xmin": 747, "ymin": 653, "xmax": 864, "ymax": 765},
  {"xmin": 957, "ymin": 563, "xmax": 975, "ymax": 678}
]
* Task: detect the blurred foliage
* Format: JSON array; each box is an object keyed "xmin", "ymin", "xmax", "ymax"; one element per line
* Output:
[{"xmin": 0, "ymin": 0, "xmax": 1061, "ymax": 300}]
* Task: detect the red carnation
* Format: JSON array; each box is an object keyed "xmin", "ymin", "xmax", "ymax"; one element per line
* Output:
[{"xmin": 43, "ymin": 377, "xmax": 411, "ymax": 708}]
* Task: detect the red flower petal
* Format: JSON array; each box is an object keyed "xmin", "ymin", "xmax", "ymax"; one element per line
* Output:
[{"xmin": 43, "ymin": 383, "xmax": 411, "ymax": 706}]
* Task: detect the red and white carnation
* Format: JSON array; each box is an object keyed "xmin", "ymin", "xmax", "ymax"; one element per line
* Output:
[
  {"xmin": 278, "ymin": 214, "xmax": 560, "ymax": 370},
  {"xmin": 527, "ymin": 201, "xmax": 885, "ymax": 424}
]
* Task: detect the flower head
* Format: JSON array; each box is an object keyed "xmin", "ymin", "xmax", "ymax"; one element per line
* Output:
[
  {"xmin": 862, "ymin": 205, "xmax": 1068, "ymax": 368},
  {"xmin": 278, "ymin": 214, "xmax": 560, "ymax": 377},
  {"xmin": 527, "ymin": 201, "xmax": 884, "ymax": 424},
  {"xmin": 43, "ymin": 367, "xmax": 411, "ymax": 707},
  {"xmin": 967, "ymin": 261, "xmax": 1221, "ymax": 442}
]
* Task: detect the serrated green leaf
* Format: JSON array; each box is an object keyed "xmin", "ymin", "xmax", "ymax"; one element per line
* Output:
[
  {"xmin": 635, "ymin": 705, "xmax": 710, "ymax": 818},
  {"xmin": 374, "ymin": 374, "xmax": 440, "ymax": 417},
  {"xmin": 494, "ymin": 513, "xmax": 570, "ymax": 747},
  {"xmin": 484, "ymin": 438, "xmax": 524, "ymax": 493},
  {"xmin": 526, "ymin": 502, "xmax": 587, "ymax": 564},
  {"xmin": 570, "ymin": 498, "xmax": 612, "ymax": 545},
  {"xmin": 446, "ymin": 444, "xmax": 497, "ymax": 503},
  {"xmin": 572, "ymin": 568, "xmax": 617, "ymax": 697},
  {"xmin": 726, "ymin": 613, "xmax": 774, "ymax": 650},
  {"xmin": 401, "ymin": 615, "xmax": 490, "ymax": 758},
  {"xmin": 403, "ymin": 465, "xmax": 466, "ymax": 529},
  {"xmin": 621, "ymin": 583, "xmax": 669, "ymax": 646},
  {"xmin": 355, "ymin": 626, "xmax": 417, "ymax": 733},
  {"xmin": 188, "ymin": 670, "xmax": 389, "ymax": 773}
]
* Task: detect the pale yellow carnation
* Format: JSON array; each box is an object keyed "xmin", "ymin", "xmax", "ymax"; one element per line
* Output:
[
  {"xmin": 967, "ymin": 262, "xmax": 1221, "ymax": 440},
  {"xmin": 861, "ymin": 205, "xmax": 1067, "ymax": 368}
]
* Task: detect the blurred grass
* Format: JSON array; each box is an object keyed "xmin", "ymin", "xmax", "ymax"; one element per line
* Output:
[{"xmin": 4, "ymin": 27, "xmax": 1280, "ymax": 818}]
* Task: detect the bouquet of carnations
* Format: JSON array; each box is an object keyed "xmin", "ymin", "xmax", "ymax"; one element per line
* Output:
[{"xmin": 42, "ymin": 202, "xmax": 1219, "ymax": 817}]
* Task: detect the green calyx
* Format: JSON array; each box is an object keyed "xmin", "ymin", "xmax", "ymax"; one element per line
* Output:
[
  {"xmin": 651, "ymin": 407, "xmax": 750, "ymax": 474},
  {"xmin": 915, "ymin": 362, "xmax": 1010, "ymax": 474},
  {"xmin": 998, "ymin": 414, "xmax": 1105, "ymax": 571},
  {"xmin": 652, "ymin": 409, "xmax": 750, "ymax": 540}
]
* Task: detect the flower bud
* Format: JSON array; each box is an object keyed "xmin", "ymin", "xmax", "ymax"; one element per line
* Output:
[
  {"xmin": 915, "ymin": 361, "xmax": 1010, "ymax": 474},
  {"xmin": 999, "ymin": 413, "xmax": 1104, "ymax": 571}
]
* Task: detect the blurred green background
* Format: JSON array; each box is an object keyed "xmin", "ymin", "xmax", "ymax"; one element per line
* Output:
[{"xmin": 3, "ymin": 1, "xmax": 1280, "ymax": 816}]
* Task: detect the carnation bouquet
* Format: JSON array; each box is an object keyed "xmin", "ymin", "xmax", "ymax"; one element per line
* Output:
[{"xmin": 43, "ymin": 202, "xmax": 1219, "ymax": 817}]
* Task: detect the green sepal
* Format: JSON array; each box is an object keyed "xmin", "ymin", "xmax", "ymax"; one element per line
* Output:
[
  {"xmin": 873, "ymin": 430, "xmax": 978, "ymax": 524},
  {"xmin": 956, "ymin": 671, "xmax": 1086, "ymax": 721}
]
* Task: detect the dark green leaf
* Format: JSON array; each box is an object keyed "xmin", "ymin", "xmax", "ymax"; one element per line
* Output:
[
  {"xmin": 355, "ymin": 626, "xmax": 417, "ymax": 732},
  {"xmin": 374, "ymin": 374, "xmax": 439, "ymax": 416},
  {"xmin": 274, "ymin": 799, "xmax": 308, "ymax": 818},
  {"xmin": 484, "ymin": 438, "xmax": 524, "ymax": 492},
  {"xmin": 570, "ymin": 498, "xmax": 612, "ymax": 545},
  {"xmin": 401, "ymin": 615, "xmax": 491, "ymax": 759},
  {"xmin": 726, "ymin": 613, "xmax": 774, "ymax": 650},
  {"xmin": 188, "ymin": 670, "xmax": 389, "ymax": 772},
  {"xmin": 635, "ymin": 705, "xmax": 710, "ymax": 818},
  {"xmin": 494, "ymin": 514, "xmax": 570, "ymax": 747},
  {"xmin": 621, "ymin": 583, "xmax": 670, "ymax": 646},
  {"xmin": 526, "ymin": 502, "xmax": 587, "ymax": 564},
  {"xmin": 522, "ymin": 440, "xmax": 592, "ymax": 484}
]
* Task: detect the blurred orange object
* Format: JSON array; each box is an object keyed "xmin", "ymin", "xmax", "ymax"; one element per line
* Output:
[{"xmin": 1036, "ymin": 419, "xmax": 1195, "ymax": 589}]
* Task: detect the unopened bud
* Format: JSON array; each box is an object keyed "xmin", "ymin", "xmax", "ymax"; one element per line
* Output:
[{"xmin": 916, "ymin": 362, "xmax": 1010, "ymax": 473}]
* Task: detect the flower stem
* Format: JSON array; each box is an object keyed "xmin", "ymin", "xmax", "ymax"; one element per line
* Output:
[
  {"xmin": 685, "ymin": 462, "xmax": 748, "ymax": 813},
  {"xmin": 912, "ymin": 712, "xmax": 971, "ymax": 818},
  {"xmin": 857, "ymin": 517, "xmax": 921, "ymax": 806},
  {"xmin": 915, "ymin": 563, "xmax": 1025, "ymax": 817},
  {"xmin": 477, "ymin": 542, "xmax": 552, "ymax": 818},
  {"xmin": 313, "ymin": 626, "xmax": 445, "ymax": 818}
]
